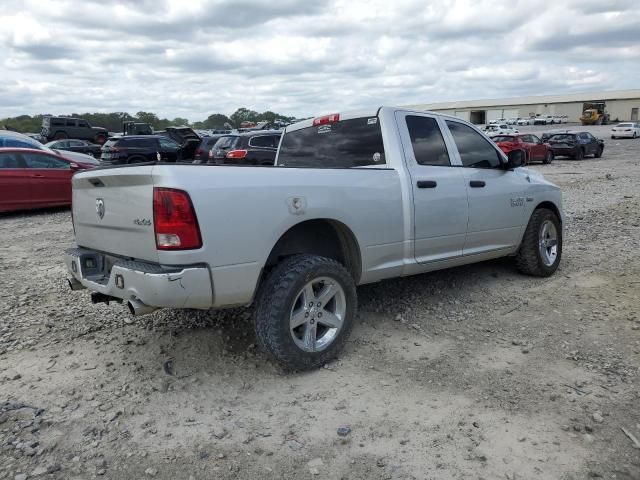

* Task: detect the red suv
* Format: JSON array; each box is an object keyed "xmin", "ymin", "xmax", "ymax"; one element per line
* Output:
[{"xmin": 492, "ymin": 133, "xmax": 554, "ymax": 164}]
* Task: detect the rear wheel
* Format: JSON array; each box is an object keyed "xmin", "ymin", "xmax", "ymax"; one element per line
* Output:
[
  {"xmin": 574, "ymin": 148, "xmax": 584, "ymax": 160},
  {"xmin": 515, "ymin": 208, "xmax": 562, "ymax": 277},
  {"xmin": 542, "ymin": 150, "xmax": 553, "ymax": 164},
  {"xmin": 254, "ymin": 254, "xmax": 357, "ymax": 371}
]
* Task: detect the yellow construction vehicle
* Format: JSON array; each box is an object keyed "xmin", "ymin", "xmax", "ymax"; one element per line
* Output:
[{"xmin": 581, "ymin": 102, "xmax": 610, "ymax": 125}]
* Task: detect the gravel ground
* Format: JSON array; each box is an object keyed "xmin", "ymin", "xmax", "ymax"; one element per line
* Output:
[{"xmin": 1, "ymin": 124, "xmax": 639, "ymax": 480}]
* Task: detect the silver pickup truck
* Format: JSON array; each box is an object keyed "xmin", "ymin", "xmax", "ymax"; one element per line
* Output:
[{"xmin": 65, "ymin": 107, "xmax": 563, "ymax": 370}]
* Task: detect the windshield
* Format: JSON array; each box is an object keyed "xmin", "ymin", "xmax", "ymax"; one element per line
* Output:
[{"xmin": 278, "ymin": 117, "xmax": 386, "ymax": 168}]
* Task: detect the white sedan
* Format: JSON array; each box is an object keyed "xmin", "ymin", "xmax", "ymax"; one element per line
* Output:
[
  {"xmin": 483, "ymin": 124, "xmax": 519, "ymax": 136},
  {"xmin": 611, "ymin": 122, "xmax": 640, "ymax": 139},
  {"xmin": 517, "ymin": 118, "xmax": 531, "ymax": 126}
]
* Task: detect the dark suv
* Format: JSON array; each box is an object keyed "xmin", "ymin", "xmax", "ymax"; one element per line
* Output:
[
  {"xmin": 100, "ymin": 135, "xmax": 183, "ymax": 165},
  {"xmin": 208, "ymin": 130, "xmax": 282, "ymax": 165},
  {"xmin": 41, "ymin": 117, "xmax": 109, "ymax": 144},
  {"xmin": 547, "ymin": 131, "xmax": 604, "ymax": 160}
]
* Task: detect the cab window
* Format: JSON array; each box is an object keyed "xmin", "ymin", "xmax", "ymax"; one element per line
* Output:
[
  {"xmin": 405, "ymin": 116, "xmax": 450, "ymax": 167},
  {"xmin": 22, "ymin": 153, "xmax": 70, "ymax": 169},
  {"xmin": 445, "ymin": 121, "xmax": 502, "ymax": 169}
]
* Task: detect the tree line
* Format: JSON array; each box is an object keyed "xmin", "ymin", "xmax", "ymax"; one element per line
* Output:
[{"xmin": 1, "ymin": 108, "xmax": 296, "ymax": 133}]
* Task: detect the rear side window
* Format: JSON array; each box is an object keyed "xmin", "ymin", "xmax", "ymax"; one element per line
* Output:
[
  {"xmin": 446, "ymin": 121, "xmax": 502, "ymax": 169},
  {"xmin": 123, "ymin": 138, "xmax": 156, "ymax": 148},
  {"xmin": 278, "ymin": 117, "xmax": 385, "ymax": 168},
  {"xmin": 22, "ymin": 153, "xmax": 70, "ymax": 169},
  {"xmin": 0, "ymin": 153, "xmax": 23, "ymax": 168},
  {"xmin": 51, "ymin": 118, "xmax": 65, "ymax": 126},
  {"xmin": 405, "ymin": 116, "xmax": 450, "ymax": 167},
  {"xmin": 249, "ymin": 135, "xmax": 280, "ymax": 148}
]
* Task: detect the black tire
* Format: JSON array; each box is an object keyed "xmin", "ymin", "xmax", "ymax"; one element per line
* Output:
[
  {"xmin": 126, "ymin": 156, "xmax": 147, "ymax": 164},
  {"xmin": 611, "ymin": 136, "xmax": 615, "ymax": 139},
  {"xmin": 574, "ymin": 148, "xmax": 584, "ymax": 160},
  {"xmin": 515, "ymin": 208, "xmax": 562, "ymax": 277},
  {"xmin": 634, "ymin": 132, "xmax": 637, "ymax": 139},
  {"xmin": 542, "ymin": 150, "xmax": 553, "ymax": 164},
  {"xmin": 594, "ymin": 146, "xmax": 603, "ymax": 158},
  {"xmin": 254, "ymin": 254, "xmax": 357, "ymax": 371}
]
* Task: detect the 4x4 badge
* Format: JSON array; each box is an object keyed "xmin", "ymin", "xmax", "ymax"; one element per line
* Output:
[{"xmin": 96, "ymin": 198, "xmax": 105, "ymax": 219}]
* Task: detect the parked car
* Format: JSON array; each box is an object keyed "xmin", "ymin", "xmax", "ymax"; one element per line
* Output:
[
  {"xmin": 516, "ymin": 118, "xmax": 531, "ymax": 126},
  {"xmin": 100, "ymin": 135, "xmax": 184, "ymax": 165},
  {"xmin": 483, "ymin": 124, "xmax": 519, "ymax": 137},
  {"xmin": 0, "ymin": 147, "xmax": 93, "ymax": 213},
  {"xmin": 492, "ymin": 134, "xmax": 554, "ymax": 164},
  {"xmin": 193, "ymin": 134, "xmax": 228, "ymax": 164},
  {"xmin": 45, "ymin": 139, "xmax": 102, "ymax": 158},
  {"xmin": 65, "ymin": 107, "xmax": 563, "ymax": 370},
  {"xmin": 156, "ymin": 126, "xmax": 201, "ymax": 160},
  {"xmin": 547, "ymin": 131, "xmax": 604, "ymax": 159},
  {"xmin": 541, "ymin": 129, "xmax": 571, "ymax": 143},
  {"xmin": 208, "ymin": 130, "xmax": 282, "ymax": 165},
  {"xmin": 611, "ymin": 122, "xmax": 640, "ymax": 139},
  {"xmin": 506, "ymin": 118, "xmax": 518, "ymax": 125},
  {"xmin": 1, "ymin": 130, "xmax": 97, "ymax": 165},
  {"xmin": 533, "ymin": 116, "xmax": 548, "ymax": 125},
  {"xmin": 41, "ymin": 117, "xmax": 109, "ymax": 144}
]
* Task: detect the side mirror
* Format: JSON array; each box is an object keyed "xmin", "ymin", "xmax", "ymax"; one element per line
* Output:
[
  {"xmin": 69, "ymin": 162, "xmax": 80, "ymax": 170},
  {"xmin": 505, "ymin": 150, "xmax": 524, "ymax": 169}
]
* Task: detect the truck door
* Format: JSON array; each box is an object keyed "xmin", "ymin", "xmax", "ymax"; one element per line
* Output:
[
  {"xmin": 395, "ymin": 112, "xmax": 469, "ymax": 263},
  {"xmin": 443, "ymin": 120, "xmax": 528, "ymax": 255}
]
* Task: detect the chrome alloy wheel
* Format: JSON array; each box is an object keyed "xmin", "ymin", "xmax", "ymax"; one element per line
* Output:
[
  {"xmin": 289, "ymin": 277, "xmax": 346, "ymax": 352},
  {"xmin": 539, "ymin": 220, "xmax": 558, "ymax": 267}
]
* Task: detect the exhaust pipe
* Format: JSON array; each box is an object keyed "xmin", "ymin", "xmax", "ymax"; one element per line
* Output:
[
  {"xmin": 127, "ymin": 299, "xmax": 159, "ymax": 316},
  {"xmin": 67, "ymin": 277, "xmax": 86, "ymax": 291}
]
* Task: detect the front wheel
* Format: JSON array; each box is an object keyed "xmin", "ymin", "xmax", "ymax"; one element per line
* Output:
[
  {"xmin": 542, "ymin": 151, "xmax": 553, "ymax": 164},
  {"xmin": 574, "ymin": 148, "xmax": 584, "ymax": 160},
  {"xmin": 254, "ymin": 255, "xmax": 357, "ymax": 370},
  {"xmin": 515, "ymin": 209, "xmax": 562, "ymax": 277},
  {"xmin": 594, "ymin": 146, "xmax": 603, "ymax": 158}
]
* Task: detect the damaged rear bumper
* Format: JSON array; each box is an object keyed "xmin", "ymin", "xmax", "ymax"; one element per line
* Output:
[{"xmin": 64, "ymin": 247, "xmax": 213, "ymax": 309}]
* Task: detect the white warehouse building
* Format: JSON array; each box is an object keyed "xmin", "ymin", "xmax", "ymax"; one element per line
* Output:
[{"xmin": 408, "ymin": 89, "xmax": 640, "ymax": 124}]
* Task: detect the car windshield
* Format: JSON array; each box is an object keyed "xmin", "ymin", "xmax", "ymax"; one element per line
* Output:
[
  {"xmin": 492, "ymin": 136, "xmax": 515, "ymax": 142},
  {"xmin": 548, "ymin": 134, "xmax": 576, "ymax": 142}
]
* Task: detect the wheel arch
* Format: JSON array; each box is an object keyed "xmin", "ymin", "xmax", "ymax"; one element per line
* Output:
[
  {"xmin": 534, "ymin": 201, "xmax": 562, "ymax": 225},
  {"xmin": 264, "ymin": 218, "xmax": 362, "ymax": 284}
]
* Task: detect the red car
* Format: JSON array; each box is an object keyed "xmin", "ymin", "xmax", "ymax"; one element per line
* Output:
[
  {"xmin": 0, "ymin": 148, "xmax": 94, "ymax": 213},
  {"xmin": 492, "ymin": 134, "xmax": 554, "ymax": 164}
]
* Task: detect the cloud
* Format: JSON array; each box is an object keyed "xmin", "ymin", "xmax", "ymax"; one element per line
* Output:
[{"xmin": 1, "ymin": 0, "xmax": 639, "ymax": 121}]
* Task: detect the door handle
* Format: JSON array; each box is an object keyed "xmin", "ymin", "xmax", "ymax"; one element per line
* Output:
[
  {"xmin": 417, "ymin": 180, "xmax": 437, "ymax": 188},
  {"xmin": 469, "ymin": 180, "xmax": 486, "ymax": 188},
  {"xmin": 31, "ymin": 174, "xmax": 45, "ymax": 178}
]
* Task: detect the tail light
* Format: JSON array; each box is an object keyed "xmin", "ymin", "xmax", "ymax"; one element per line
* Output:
[
  {"xmin": 313, "ymin": 113, "xmax": 340, "ymax": 126},
  {"xmin": 226, "ymin": 149, "xmax": 247, "ymax": 159},
  {"xmin": 208, "ymin": 150, "xmax": 213, "ymax": 159},
  {"xmin": 153, "ymin": 188, "xmax": 202, "ymax": 250},
  {"xmin": 195, "ymin": 148, "xmax": 203, "ymax": 159}
]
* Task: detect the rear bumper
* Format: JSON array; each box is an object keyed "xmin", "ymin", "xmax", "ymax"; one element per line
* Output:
[
  {"xmin": 550, "ymin": 147, "xmax": 577, "ymax": 157},
  {"xmin": 64, "ymin": 247, "xmax": 213, "ymax": 309},
  {"xmin": 611, "ymin": 131, "xmax": 634, "ymax": 137}
]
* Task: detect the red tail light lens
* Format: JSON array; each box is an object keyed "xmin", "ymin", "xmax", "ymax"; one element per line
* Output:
[
  {"xmin": 226, "ymin": 149, "xmax": 248, "ymax": 159},
  {"xmin": 153, "ymin": 188, "xmax": 202, "ymax": 250},
  {"xmin": 195, "ymin": 148, "xmax": 203, "ymax": 158},
  {"xmin": 313, "ymin": 113, "xmax": 340, "ymax": 126}
]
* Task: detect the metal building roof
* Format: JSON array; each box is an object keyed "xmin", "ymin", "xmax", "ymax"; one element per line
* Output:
[{"xmin": 407, "ymin": 89, "xmax": 640, "ymax": 110}]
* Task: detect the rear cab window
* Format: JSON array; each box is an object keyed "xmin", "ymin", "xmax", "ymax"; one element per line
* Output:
[{"xmin": 277, "ymin": 116, "xmax": 386, "ymax": 168}]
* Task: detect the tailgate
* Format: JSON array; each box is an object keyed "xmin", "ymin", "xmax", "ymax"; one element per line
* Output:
[{"xmin": 72, "ymin": 166, "xmax": 158, "ymax": 262}]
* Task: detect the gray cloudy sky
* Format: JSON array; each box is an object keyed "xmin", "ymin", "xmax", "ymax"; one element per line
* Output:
[{"xmin": 2, "ymin": 0, "xmax": 639, "ymax": 121}]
